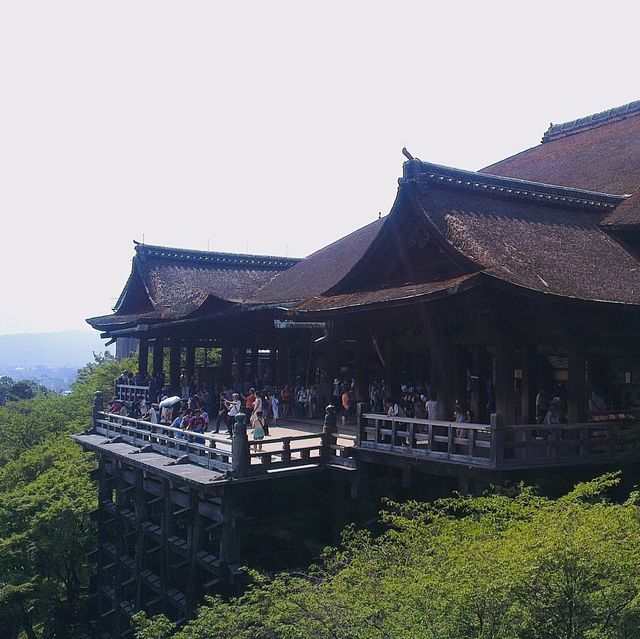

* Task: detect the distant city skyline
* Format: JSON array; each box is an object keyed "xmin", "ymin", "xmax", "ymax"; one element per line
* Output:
[{"xmin": 2, "ymin": 1, "xmax": 638, "ymax": 334}]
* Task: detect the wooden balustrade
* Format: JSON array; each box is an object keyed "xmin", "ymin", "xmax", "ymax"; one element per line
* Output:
[
  {"xmin": 91, "ymin": 392, "xmax": 355, "ymax": 479},
  {"xmin": 358, "ymin": 411, "xmax": 636, "ymax": 470},
  {"xmin": 114, "ymin": 383, "xmax": 155, "ymax": 403}
]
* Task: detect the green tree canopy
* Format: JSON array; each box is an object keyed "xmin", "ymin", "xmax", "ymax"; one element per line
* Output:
[{"xmin": 136, "ymin": 473, "xmax": 640, "ymax": 639}]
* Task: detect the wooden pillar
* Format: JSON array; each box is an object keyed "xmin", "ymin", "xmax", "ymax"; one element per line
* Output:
[
  {"xmin": 276, "ymin": 344, "xmax": 287, "ymax": 386},
  {"xmin": 186, "ymin": 343, "xmax": 196, "ymax": 387},
  {"xmin": 249, "ymin": 347, "xmax": 259, "ymax": 383},
  {"xmin": 138, "ymin": 338, "xmax": 149, "ymax": 376},
  {"xmin": 567, "ymin": 341, "xmax": 587, "ymax": 423},
  {"xmin": 354, "ymin": 332, "xmax": 367, "ymax": 402},
  {"xmin": 160, "ymin": 479, "xmax": 173, "ymax": 607},
  {"xmin": 384, "ymin": 336, "xmax": 401, "ymax": 400},
  {"xmin": 152, "ymin": 339, "xmax": 164, "ymax": 381},
  {"xmin": 494, "ymin": 337, "xmax": 516, "ymax": 426},
  {"xmin": 470, "ymin": 346, "xmax": 481, "ymax": 423},
  {"xmin": 221, "ymin": 339, "xmax": 233, "ymax": 382},
  {"xmin": 521, "ymin": 344, "xmax": 537, "ymax": 424},
  {"xmin": 169, "ymin": 342, "xmax": 181, "ymax": 392},
  {"xmin": 186, "ymin": 488, "xmax": 202, "ymax": 616},
  {"xmin": 287, "ymin": 347, "xmax": 296, "ymax": 384},
  {"xmin": 134, "ymin": 469, "xmax": 147, "ymax": 610},
  {"xmin": 433, "ymin": 330, "xmax": 453, "ymax": 421},
  {"xmin": 268, "ymin": 348, "xmax": 277, "ymax": 385}
]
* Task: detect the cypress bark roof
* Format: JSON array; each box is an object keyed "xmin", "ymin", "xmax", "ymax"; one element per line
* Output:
[
  {"xmin": 295, "ymin": 161, "xmax": 640, "ymax": 312},
  {"xmin": 480, "ymin": 100, "xmax": 640, "ymax": 225},
  {"xmin": 250, "ymin": 219, "xmax": 385, "ymax": 304},
  {"xmin": 87, "ymin": 244, "xmax": 299, "ymax": 330}
]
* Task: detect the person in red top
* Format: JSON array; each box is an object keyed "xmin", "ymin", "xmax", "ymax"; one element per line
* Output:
[
  {"xmin": 244, "ymin": 388, "xmax": 256, "ymax": 416},
  {"xmin": 341, "ymin": 390, "xmax": 352, "ymax": 426}
]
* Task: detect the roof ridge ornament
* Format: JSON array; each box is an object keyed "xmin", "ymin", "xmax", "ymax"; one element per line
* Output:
[
  {"xmin": 401, "ymin": 159, "xmax": 627, "ymax": 212},
  {"xmin": 542, "ymin": 100, "xmax": 640, "ymax": 143}
]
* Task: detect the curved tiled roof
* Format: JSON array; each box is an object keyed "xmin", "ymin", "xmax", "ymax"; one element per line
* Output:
[
  {"xmin": 88, "ymin": 244, "xmax": 300, "ymax": 330},
  {"xmin": 405, "ymin": 161, "xmax": 640, "ymax": 305},
  {"xmin": 481, "ymin": 104, "xmax": 640, "ymax": 197},
  {"xmin": 250, "ymin": 218, "xmax": 386, "ymax": 304}
]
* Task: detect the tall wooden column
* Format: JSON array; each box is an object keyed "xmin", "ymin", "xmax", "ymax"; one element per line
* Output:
[
  {"xmin": 186, "ymin": 343, "xmax": 196, "ymax": 387},
  {"xmin": 138, "ymin": 339, "xmax": 149, "ymax": 376},
  {"xmin": 152, "ymin": 339, "xmax": 165, "ymax": 381},
  {"xmin": 383, "ymin": 336, "xmax": 401, "ymax": 400},
  {"xmin": 469, "ymin": 346, "xmax": 481, "ymax": 422},
  {"xmin": 567, "ymin": 341, "xmax": 587, "ymax": 423},
  {"xmin": 221, "ymin": 340, "xmax": 234, "ymax": 382},
  {"xmin": 430, "ymin": 329, "xmax": 453, "ymax": 421},
  {"xmin": 494, "ymin": 337, "xmax": 516, "ymax": 426},
  {"xmin": 169, "ymin": 342, "xmax": 181, "ymax": 392},
  {"xmin": 250, "ymin": 347, "xmax": 259, "ymax": 382},
  {"xmin": 520, "ymin": 344, "xmax": 537, "ymax": 424},
  {"xmin": 354, "ymin": 332, "xmax": 367, "ymax": 402}
]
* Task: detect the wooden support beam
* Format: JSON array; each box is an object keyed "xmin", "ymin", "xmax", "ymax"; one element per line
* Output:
[
  {"xmin": 567, "ymin": 341, "xmax": 587, "ymax": 423},
  {"xmin": 152, "ymin": 339, "xmax": 164, "ymax": 381},
  {"xmin": 138, "ymin": 339, "xmax": 149, "ymax": 377},
  {"xmin": 169, "ymin": 343, "xmax": 181, "ymax": 392},
  {"xmin": 520, "ymin": 344, "xmax": 537, "ymax": 425},
  {"xmin": 494, "ymin": 337, "xmax": 516, "ymax": 427},
  {"xmin": 185, "ymin": 343, "xmax": 196, "ymax": 389}
]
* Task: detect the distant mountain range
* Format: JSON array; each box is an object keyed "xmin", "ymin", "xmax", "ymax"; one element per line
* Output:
[{"xmin": 0, "ymin": 330, "xmax": 114, "ymax": 369}]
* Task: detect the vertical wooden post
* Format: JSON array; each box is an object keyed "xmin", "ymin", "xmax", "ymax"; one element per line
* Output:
[
  {"xmin": 161, "ymin": 479, "xmax": 172, "ymax": 605},
  {"xmin": 169, "ymin": 342, "xmax": 181, "ymax": 392},
  {"xmin": 139, "ymin": 339, "xmax": 149, "ymax": 376},
  {"xmin": 354, "ymin": 332, "xmax": 367, "ymax": 402},
  {"xmin": 356, "ymin": 402, "xmax": 368, "ymax": 446},
  {"xmin": 249, "ymin": 347, "xmax": 259, "ymax": 383},
  {"xmin": 220, "ymin": 339, "xmax": 234, "ymax": 382},
  {"xmin": 186, "ymin": 343, "xmax": 196, "ymax": 389},
  {"xmin": 494, "ymin": 337, "xmax": 516, "ymax": 427},
  {"xmin": 567, "ymin": 341, "xmax": 586, "ymax": 424},
  {"xmin": 186, "ymin": 488, "xmax": 202, "ymax": 616},
  {"xmin": 521, "ymin": 344, "xmax": 537, "ymax": 424},
  {"xmin": 152, "ymin": 339, "xmax": 165, "ymax": 382},
  {"xmin": 231, "ymin": 416, "xmax": 249, "ymax": 478},
  {"xmin": 429, "ymin": 325, "xmax": 453, "ymax": 421},
  {"xmin": 134, "ymin": 470, "xmax": 146, "ymax": 610}
]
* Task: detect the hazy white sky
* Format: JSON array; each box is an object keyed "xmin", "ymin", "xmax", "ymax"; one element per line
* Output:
[{"xmin": 1, "ymin": 1, "xmax": 638, "ymax": 334}]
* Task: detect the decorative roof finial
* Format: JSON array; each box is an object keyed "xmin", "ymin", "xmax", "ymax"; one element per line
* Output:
[{"xmin": 402, "ymin": 147, "xmax": 415, "ymax": 161}]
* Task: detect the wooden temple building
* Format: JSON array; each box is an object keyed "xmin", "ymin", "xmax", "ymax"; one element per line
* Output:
[{"xmin": 77, "ymin": 101, "xmax": 640, "ymax": 637}]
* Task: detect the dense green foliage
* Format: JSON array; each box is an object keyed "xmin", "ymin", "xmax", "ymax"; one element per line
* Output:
[
  {"xmin": 135, "ymin": 474, "xmax": 640, "ymax": 639},
  {"xmin": 0, "ymin": 377, "xmax": 49, "ymax": 407},
  {"xmin": 0, "ymin": 353, "xmax": 135, "ymax": 638}
]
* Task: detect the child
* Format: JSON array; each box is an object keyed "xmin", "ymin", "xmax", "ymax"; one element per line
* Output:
[{"xmin": 250, "ymin": 410, "xmax": 266, "ymax": 452}]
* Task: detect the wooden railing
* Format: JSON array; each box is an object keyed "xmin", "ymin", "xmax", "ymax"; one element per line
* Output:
[
  {"xmin": 91, "ymin": 392, "xmax": 355, "ymax": 479},
  {"xmin": 358, "ymin": 410, "xmax": 637, "ymax": 470},
  {"xmin": 94, "ymin": 411, "xmax": 234, "ymax": 473},
  {"xmin": 114, "ymin": 382, "xmax": 155, "ymax": 403}
]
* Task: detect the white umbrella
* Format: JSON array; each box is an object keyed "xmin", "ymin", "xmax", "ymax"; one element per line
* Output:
[{"xmin": 159, "ymin": 396, "xmax": 182, "ymax": 408}]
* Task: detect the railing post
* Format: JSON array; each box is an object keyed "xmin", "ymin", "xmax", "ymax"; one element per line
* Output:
[
  {"xmin": 468, "ymin": 426, "xmax": 476, "ymax": 460},
  {"xmin": 356, "ymin": 402, "xmax": 369, "ymax": 446},
  {"xmin": 231, "ymin": 414, "xmax": 249, "ymax": 479},
  {"xmin": 408, "ymin": 422, "xmax": 415, "ymax": 449},
  {"xmin": 282, "ymin": 437, "xmax": 292, "ymax": 464},
  {"xmin": 489, "ymin": 413, "xmax": 504, "ymax": 469},
  {"xmin": 93, "ymin": 391, "xmax": 103, "ymax": 431}
]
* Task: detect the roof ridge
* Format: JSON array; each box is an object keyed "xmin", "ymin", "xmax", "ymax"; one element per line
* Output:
[
  {"xmin": 542, "ymin": 100, "xmax": 640, "ymax": 143},
  {"xmin": 401, "ymin": 159, "xmax": 627, "ymax": 212},
  {"xmin": 134, "ymin": 242, "xmax": 301, "ymax": 269}
]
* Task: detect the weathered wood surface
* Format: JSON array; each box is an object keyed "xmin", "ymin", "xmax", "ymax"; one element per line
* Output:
[
  {"xmin": 358, "ymin": 412, "xmax": 637, "ymax": 470},
  {"xmin": 91, "ymin": 393, "xmax": 356, "ymax": 479}
]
